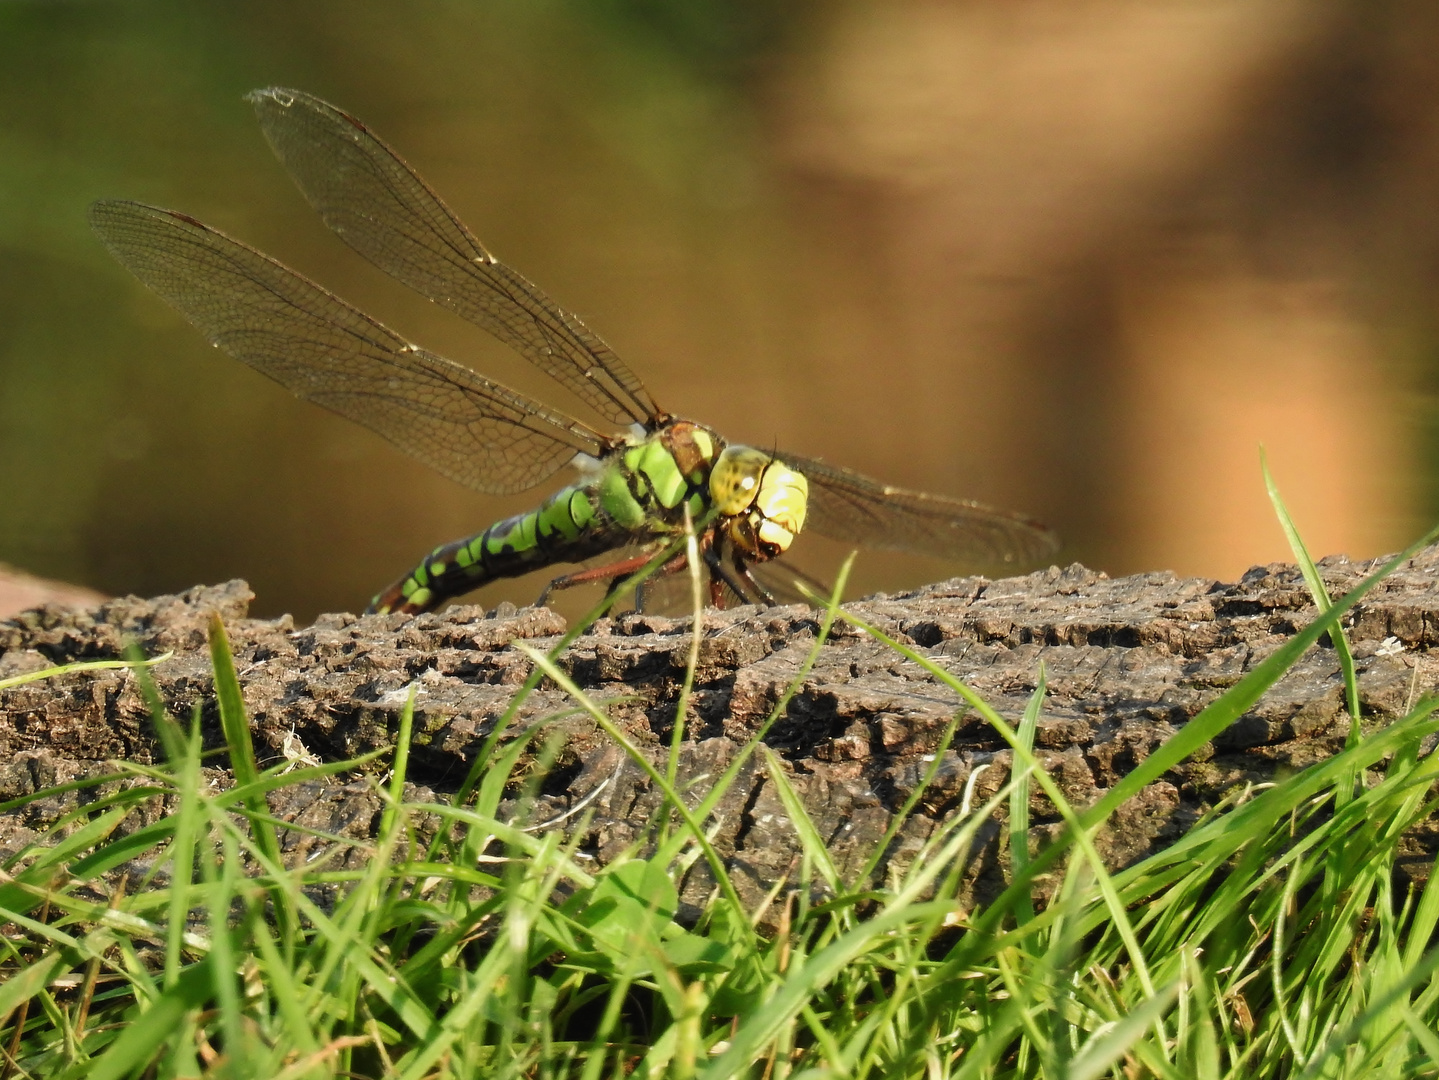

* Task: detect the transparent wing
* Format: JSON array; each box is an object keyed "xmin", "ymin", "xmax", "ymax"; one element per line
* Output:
[
  {"xmin": 89, "ymin": 200, "xmax": 608, "ymax": 496},
  {"xmin": 247, "ymin": 87, "xmax": 660, "ymax": 429},
  {"xmin": 749, "ymin": 560, "xmax": 834, "ymax": 607},
  {"xmin": 781, "ymin": 453, "xmax": 1060, "ymax": 570}
]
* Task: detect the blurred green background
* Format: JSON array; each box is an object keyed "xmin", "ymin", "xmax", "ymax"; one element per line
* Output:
[{"xmin": 4, "ymin": 0, "xmax": 1439, "ymax": 622}]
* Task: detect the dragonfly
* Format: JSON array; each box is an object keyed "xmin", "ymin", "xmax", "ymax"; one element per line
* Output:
[{"xmin": 89, "ymin": 88, "xmax": 1059, "ymax": 617}]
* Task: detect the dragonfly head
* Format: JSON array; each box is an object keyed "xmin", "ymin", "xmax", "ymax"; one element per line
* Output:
[{"xmin": 710, "ymin": 446, "xmax": 809, "ymax": 560}]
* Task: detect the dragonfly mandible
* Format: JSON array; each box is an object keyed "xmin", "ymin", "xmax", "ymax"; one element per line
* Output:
[{"xmin": 90, "ymin": 88, "xmax": 1059, "ymax": 617}]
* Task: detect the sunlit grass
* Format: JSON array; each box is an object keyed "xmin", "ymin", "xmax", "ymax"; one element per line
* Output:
[{"xmin": 3, "ymin": 515, "xmax": 1439, "ymax": 1078}]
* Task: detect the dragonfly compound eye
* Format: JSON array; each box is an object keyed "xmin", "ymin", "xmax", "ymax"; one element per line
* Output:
[{"xmin": 709, "ymin": 446, "xmax": 773, "ymax": 515}]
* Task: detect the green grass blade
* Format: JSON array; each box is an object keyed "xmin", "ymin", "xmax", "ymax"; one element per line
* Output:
[
  {"xmin": 0, "ymin": 772, "xmax": 135, "ymax": 817},
  {"xmin": 246, "ymin": 897, "xmax": 321, "ymax": 1059},
  {"xmin": 0, "ymin": 947, "xmax": 70, "ymax": 1021},
  {"xmin": 378, "ymin": 682, "xmax": 417, "ymax": 842},
  {"xmin": 654, "ymin": 552, "xmax": 855, "ymax": 871},
  {"xmin": 58, "ymin": 956, "xmax": 214, "ymax": 1080},
  {"xmin": 0, "ymin": 651, "xmax": 171, "ymax": 692},
  {"xmin": 1081, "ymin": 521, "xmax": 1439, "ymax": 829},
  {"xmin": 1010, "ymin": 665, "xmax": 1046, "ymax": 926},
  {"xmin": 853, "ymin": 713, "xmax": 963, "ymax": 890},
  {"xmin": 1404, "ymin": 843, "xmax": 1439, "ymax": 970},
  {"xmin": 836, "ymin": 609, "xmax": 1160, "ymax": 998},
  {"xmin": 705, "ymin": 783, "xmax": 1017, "ymax": 1077},
  {"xmin": 208, "ymin": 613, "xmax": 295, "ymax": 944},
  {"xmin": 662, "ymin": 510, "xmax": 707, "ymax": 846},
  {"xmin": 1069, "ymin": 977, "xmax": 1182, "ymax": 1080},
  {"xmin": 163, "ymin": 713, "xmax": 202, "ymax": 989},
  {"xmin": 517, "ymin": 642, "xmax": 754, "ymax": 937},
  {"xmin": 1262, "ymin": 448, "xmax": 1361, "ymax": 730},
  {"xmin": 2, "ymin": 807, "xmax": 129, "ymax": 896},
  {"xmin": 448, "ymin": 517, "xmax": 718, "ymax": 812},
  {"xmin": 202, "ymin": 826, "xmax": 246, "ymax": 1067},
  {"xmin": 760, "ymin": 746, "xmax": 841, "ymax": 893},
  {"xmin": 208, "ymin": 615, "xmax": 267, "ymax": 819},
  {"xmin": 1293, "ymin": 941, "xmax": 1439, "ymax": 1080}
]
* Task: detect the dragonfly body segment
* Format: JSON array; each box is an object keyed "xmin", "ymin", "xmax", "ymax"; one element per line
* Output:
[{"xmin": 90, "ymin": 88, "xmax": 1059, "ymax": 617}]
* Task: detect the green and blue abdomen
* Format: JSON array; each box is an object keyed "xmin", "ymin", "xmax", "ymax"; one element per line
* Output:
[{"xmin": 368, "ymin": 429, "xmax": 715, "ymax": 615}]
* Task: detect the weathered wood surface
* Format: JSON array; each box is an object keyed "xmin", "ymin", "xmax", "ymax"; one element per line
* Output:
[{"xmin": 3, "ymin": 549, "xmax": 1437, "ymax": 913}]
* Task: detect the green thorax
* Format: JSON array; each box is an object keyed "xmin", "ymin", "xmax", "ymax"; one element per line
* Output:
[
  {"xmin": 479, "ymin": 418, "xmax": 721, "ymax": 558},
  {"xmin": 593, "ymin": 419, "xmax": 721, "ymax": 532}
]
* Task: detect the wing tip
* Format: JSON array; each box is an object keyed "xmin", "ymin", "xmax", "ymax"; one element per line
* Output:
[
  {"xmin": 247, "ymin": 85, "xmax": 369, "ymax": 137},
  {"xmin": 246, "ymin": 86, "xmax": 294, "ymax": 107},
  {"xmin": 88, "ymin": 199, "xmax": 211, "ymax": 240}
]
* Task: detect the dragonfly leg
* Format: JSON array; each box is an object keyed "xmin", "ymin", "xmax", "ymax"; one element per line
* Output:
[
  {"xmin": 534, "ymin": 549, "xmax": 688, "ymax": 609},
  {"xmin": 699, "ymin": 534, "xmax": 729, "ymax": 607},
  {"xmin": 701, "ymin": 537, "xmax": 771, "ymax": 607},
  {"xmin": 734, "ymin": 557, "xmax": 778, "ymax": 606}
]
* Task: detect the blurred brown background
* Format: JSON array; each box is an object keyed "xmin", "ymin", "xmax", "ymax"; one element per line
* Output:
[{"xmin": 2, "ymin": 0, "xmax": 1437, "ymax": 623}]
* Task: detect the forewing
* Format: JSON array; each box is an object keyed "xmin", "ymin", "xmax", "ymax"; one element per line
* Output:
[
  {"xmin": 247, "ymin": 87, "xmax": 660, "ymax": 428},
  {"xmin": 90, "ymin": 200, "xmax": 607, "ymax": 496},
  {"xmin": 781, "ymin": 453, "xmax": 1060, "ymax": 570}
]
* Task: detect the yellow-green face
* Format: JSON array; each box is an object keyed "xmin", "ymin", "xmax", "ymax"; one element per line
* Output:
[{"xmin": 709, "ymin": 446, "xmax": 809, "ymax": 560}]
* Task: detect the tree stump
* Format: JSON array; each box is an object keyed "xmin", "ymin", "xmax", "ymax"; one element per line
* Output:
[{"xmin": 3, "ymin": 549, "xmax": 1436, "ymax": 914}]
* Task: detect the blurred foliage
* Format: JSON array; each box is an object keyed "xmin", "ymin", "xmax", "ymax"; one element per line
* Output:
[{"xmin": 569, "ymin": 0, "xmax": 809, "ymax": 84}]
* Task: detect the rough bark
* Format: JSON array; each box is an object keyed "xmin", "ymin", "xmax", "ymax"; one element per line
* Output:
[{"xmin": 3, "ymin": 549, "xmax": 1437, "ymax": 915}]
